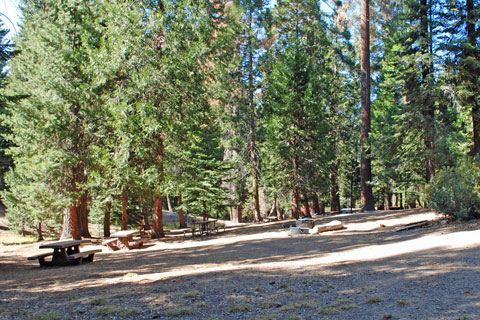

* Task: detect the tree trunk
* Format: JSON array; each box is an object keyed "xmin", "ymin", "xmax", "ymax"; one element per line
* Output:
[
  {"xmin": 178, "ymin": 194, "xmax": 187, "ymax": 228},
  {"xmin": 360, "ymin": 0, "xmax": 375, "ymax": 211},
  {"xmin": 76, "ymin": 193, "xmax": 90, "ymax": 238},
  {"xmin": 70, "ymin": 203, "xmax": 81, "ymax": 240},
  {"xmin": 104, "ymin": 201, "xmax": 111, "ymax": 237},
  {"xmin": 319, "ymin": 200, "xmax": 325, "ymax": 215},
  {"xmin": 141, "ymin": 207, "xmax": 151, "ymax": 230},
  {"xmin": 420, "ymin": 0, "xmax": 435, "ymax": 182},
  {"xmin": 152, "ymin": 195, "xmax": 164, "ymax": 238},
  {"xmin": 292, "ymin": 187, "xmax": 299, "ymax": 220},
  {"xmin": 167, "ymin": 195, "xmax": 173, "ymax": 212},
  {"xmin": 312, "ymin": 193, "xmax": 320, "ymax": 215},
  {"xmin": 261, "ymin": 186, "xmax": 269, "ymax": 218},
  {"xmin": 36, "ymin": 222, "xmax": 44, "ymax": 242},
  {"xmin": 202, "ymin": 204, "xmax": 208, "ymax": 221},
  {"xmin": 384, "ymin": 192, "xmax": 391, "ymax": 210},
  {"xmin": 237, "ymin": 204, "xmax": 243, "ymax": 223},
  {"xmin": 465, "ymin": 0, "xmax": 480, "ymax": 155},
  {"xmin": 329, "ymin": 161, "xmax": 341, "ymax": 213},
  {"xmin": 122, "ymin": 188, "xmax": 128, "ymax": 230},
  {"xmin": 61, "ymin": 208, "xmax": 72, "ymax": 240},
  {"xmin": 291, "ymin": 155, "xmax": 300, "ymax": 219},
  {"xmin": 302, "ymin": 194, "xmax": 312, "ymax": 218},
  {"xmin": 399, "ymin": 192, "xmax": 403, "ymax": 209},
  {"xmin": 247, "ymin": 6, "xmax": 262, "ymax": 223}
]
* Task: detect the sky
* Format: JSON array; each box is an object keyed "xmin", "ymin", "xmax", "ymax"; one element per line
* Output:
[{"xmin": 0, "ymin": 0, "xmax": 21, "ymax": 39}]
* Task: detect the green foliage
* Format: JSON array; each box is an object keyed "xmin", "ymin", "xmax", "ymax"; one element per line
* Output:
[{"xmin": 426, "ymin": 159, "xmax": 480, "ymax": 220}]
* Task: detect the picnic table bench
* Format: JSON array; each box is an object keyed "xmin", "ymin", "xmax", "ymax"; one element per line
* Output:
[
  {"xmin": 27, "ymin": 240, "xmax": 101, "ymax": 267},
  {"xmin": 103, "ymin": 230, "xmax": 144, "ymax": 250}
]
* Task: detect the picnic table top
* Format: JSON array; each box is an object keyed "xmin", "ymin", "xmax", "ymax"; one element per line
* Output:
[
  {"xmin": 110, "ymin": 230, "xmax": 140, "ymax": 238},
  {"xmin": 39, "ymin": 239, "xmax": 90, "ymax": 249}
]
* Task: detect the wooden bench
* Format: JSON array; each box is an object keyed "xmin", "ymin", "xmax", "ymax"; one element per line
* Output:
[
  {"xmin": 67, "ymin": 249, "xmax": 102, "ymax": 264},
  {"xmin": 103, "ymin": 238, "xmax": 119, "ymax": 251},
  {"xmin": 27, "ymin": 252, "xmax": 53, "ymax": 267},
  {"xmin": 127, "ymin": 239, "xmax": 144, "ymax": 249}
]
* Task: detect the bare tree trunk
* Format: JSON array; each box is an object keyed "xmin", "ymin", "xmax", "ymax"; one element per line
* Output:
[
  {"xmin": 237, "ymin": 204, "xmax": 243, "ymax": 223},
  {"xmin": 202, "ymin": 203, "xmax": 208, "ymax": 221},
  {"xmin": 152, "ymin": 195, "xmax": 164, "ymax": 238},
  {"xmin": 70, "ymin": 204, "xmax": 81, "ymax": 240},
  {"xmin": 291, "ymin": 155, "xmax": 300, "ymax": 219},
  {"xmin": 36, "ymin": 222, "xmax": 44, "ymax": 242},
  {"xmin": 141, "ymin": 207, "xmax": 151, "ymax": 230},
  {"xmin": 122, "ymin": 189, "xmax": 128, "ymax": 230},
  {"xmin": 76, "ymin": 193, "xmax": 90, "ymax": 238},
  {"xmin": 384, "ymin": 192, "xmax": 391, "ymax": 210},
  {"xmin": 319, "ymin": 200, "xmax": 325, "ymax": 215},
  {"xmin": 302, "ymin": 194, "xmax": 312, "ymax": 218},
  {"xmin": 61, "ymin": 208, "xmax": 72, "ymax": 240},
  {"xmin": 167, "ymin": 195, "xmax": 173, "ymax": 212},
  {"xmin": 292, "ymin": 188, "xmax": 299, "ymax": 220},
  {"xmin": 360, "ymin": 0, "xmax": 375, "ymax": 211},
  {"xmin": 247, "ymin": 6, "xmax": 262, "ymax": 223},
  {"xmin": 467, "ymin": 0, "xmax": 480, "ymax": 155},
  {"xmin": 104, "ymin": 201, "xmax": 111, "ymax": 237},
  {"xmin": 312, "ymin": 193, "xmax": 320, "ymax": 215}
]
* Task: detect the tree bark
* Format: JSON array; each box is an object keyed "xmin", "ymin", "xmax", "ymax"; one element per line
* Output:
[
  {"xmin": 384, "ymin": 192, "xmax": 391, "ymax": 210},
  {"xmin": 319, "ymin": 200, "xmax": 325, "ymax": 215},
  {"xmin": 141, "ymin": 207, "xmax": 151, "ymax": 230},
  {"xmin": 167, "ymin": 195, "xmax": 173, "ymax": 212},
  {"xmin": 152, "ymin": 195, "xmax": 164, "ymax": 238},
  {"xmin": 312, "ymin": 193, "xmax": 320, "ymax": 215},
  {"xmin": 360, "ymin": 0, "xmax": 375, "ymax": 211},
  {"xmin": 237, "ymin": 204, "xmax": 243, "ymax": 223},
  {"xmin": 104, "ymin": 201, "xmax": 111, "ymax": 237},
  {"xmin": 36, "ymin": 222, "xmax": 44, "ymax": 242},
  {"xmin": 61, "ymin": 208, "xmax": 72, "ymax": 240},
  {"xmin": 70, "ymin": 203, "xmax": 81, "ymax": 240},
  {"xmin": 329, "ymin": 160, "xmax": 341, "ymax": 213},
  {"xmin": 420, "ymin": 0, "xmax": 435, "ymax": 182},
  {"xmin": 247, "ymin": 5, "xmax": 262, "ymax": 223},
  {"xmin": 178, "ymin": 194, "xmax": 187, "ymax": 228},
  {"xmin": 291, "ymin": 155, "xmax": 300, "ymax": 219},
  {"xmin": 122, "ymin": 188, "xmax": 128, "ymax": 230},
  {"xmin": 302, "ymin": 194, "xmax": 312, "ymax": 218},
  {"xmin": 202, "ymin": 204, "xmax": 208, "ymax": 221},
  {"xmin": 465, "ymin": 0, "xmax": 480, "ymax": 155}
]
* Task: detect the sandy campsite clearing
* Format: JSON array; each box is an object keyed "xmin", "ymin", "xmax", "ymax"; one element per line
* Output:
[{"xmin": 1, "ymin": 208, "xmax": 480, "ymax": 320}]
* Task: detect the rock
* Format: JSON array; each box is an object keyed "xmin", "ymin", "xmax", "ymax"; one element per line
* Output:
[
  {"xmin": 288, "ymin": 227, "xmax": 310, "ymax": 236},
  {"xmin": 296, "ymin": 218, "xmax": 315, "ymax": 229}
]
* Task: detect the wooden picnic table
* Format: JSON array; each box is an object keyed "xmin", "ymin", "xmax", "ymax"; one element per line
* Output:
[
  {"xmin": 188, "ymin": 219, "xmax": 219, "ymax": 236},
  {"xmin": 104, "ymin": 230, "xmax": 144, "ymax": 250},
  {"xmin": 28, "ymin": 239, "xmax": 101, "ymax": 267}
]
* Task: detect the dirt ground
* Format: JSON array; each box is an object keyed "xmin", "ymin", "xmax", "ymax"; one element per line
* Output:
[{"xmin": 1, "ymin": 208, "xmax": 480, "ymax": 320}]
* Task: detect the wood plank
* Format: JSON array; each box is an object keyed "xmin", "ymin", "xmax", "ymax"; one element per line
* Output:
[
  {"xmin": 27, "ymin": 252, "xmax": 53, "ymax": 260},
  {"xmin": 395, "ymin": 221, "xmax": 429, "ymax": 232},
  {"xmin": 68, "ymin": 249, "xmax": 101, "ymax": 260},
  {"xmin": 39, "ymin": 240, "xmax": 89, "ymax": 249},
  {"xmin": 310, "ymin": 220, "xmax": 344, "ymax": 234}
]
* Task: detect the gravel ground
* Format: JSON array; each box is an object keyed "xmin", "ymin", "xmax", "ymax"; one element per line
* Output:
[{"xmin": 1, "ymin": 208, "xmax": 479, "ymax": 320}]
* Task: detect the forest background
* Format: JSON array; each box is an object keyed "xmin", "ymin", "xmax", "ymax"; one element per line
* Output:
[{"xmin": 0, "ymin": 0, "xmax": 478, "ymax": 239}]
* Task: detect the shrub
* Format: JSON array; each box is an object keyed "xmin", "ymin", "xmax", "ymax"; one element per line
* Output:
[{"xmin": 426, "ymin": 159, "xmax": 480, "ymax": 220}]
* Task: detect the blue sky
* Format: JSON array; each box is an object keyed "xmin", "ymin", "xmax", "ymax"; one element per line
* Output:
[{"xmin": 0, "ymin": 0, "xmax": 21, "ymax": 39}]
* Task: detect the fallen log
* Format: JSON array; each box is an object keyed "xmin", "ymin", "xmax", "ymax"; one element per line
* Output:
[
  {"xmin": 310, "ymin": 220, "xmax": 343, "ymax": 234},
  {"xmin": 395, "ymin": 220, "xmax": 429, "ymax": 232}
]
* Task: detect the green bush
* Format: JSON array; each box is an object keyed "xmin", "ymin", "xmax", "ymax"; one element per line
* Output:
[{"xmin": 426, "ymin": 159, "xmax": 480, "ymax": 220}]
